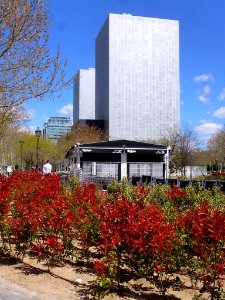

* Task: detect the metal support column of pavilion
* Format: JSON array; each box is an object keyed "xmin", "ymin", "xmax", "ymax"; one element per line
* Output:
[
  {"xmin": 121, "ymin": 144, "xmax": 127, "ymax": 179},
  {"xmin": 75, "ymin": 143, "xmax": 81, "ymax": 169},
  {"xmin": 164, "ymin": 146, "xmax": 171, "ymax": 180}
]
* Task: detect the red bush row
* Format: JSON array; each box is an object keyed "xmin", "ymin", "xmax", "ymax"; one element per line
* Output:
[{"xmin": 0, "ymin": 171, "xmax": 224, "ymax": 297}]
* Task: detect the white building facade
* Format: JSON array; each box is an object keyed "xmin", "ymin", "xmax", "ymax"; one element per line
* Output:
[
  {"xmin": 95, "ymin": 13, "xmax": 180, "ymax": 141},
  {"xmin": 73, "ymin": 68, "xmax": 95, "ymax": 124}
]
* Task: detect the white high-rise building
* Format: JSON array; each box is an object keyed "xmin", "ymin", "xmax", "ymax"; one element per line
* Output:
[
  {"xmin": 73, "ymin": 68, "xmax": 95, "ymax": 124},
  {"xmin": 95, "ymin": 13, "xmax": 180, "ymax": 141}
]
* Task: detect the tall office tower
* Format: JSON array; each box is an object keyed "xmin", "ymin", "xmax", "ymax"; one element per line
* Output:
[
  {"xmin": 44, "ymin": 117, "xmax": 72, "ymax": 142},
  {"xmin": 73, "ymin": 68, "xmax": 95, "ymax": 124},
  {"xmin": 96, "ymin": 13, "xmax": 180, "ymax": 141}
]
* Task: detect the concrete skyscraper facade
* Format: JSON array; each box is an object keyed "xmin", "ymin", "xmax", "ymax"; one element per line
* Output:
[
  {"xmin": 95, "ymin": 13, "xmax": 180, "ymax": 141},
  {"xmin": 73, "ymin": 68, "xmax": 95, "ymax": 124}
]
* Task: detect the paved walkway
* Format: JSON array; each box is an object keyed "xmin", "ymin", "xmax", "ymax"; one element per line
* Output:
[{"xmin": 0, "ymin": 278, "xmax": 56, "ymax": 300}]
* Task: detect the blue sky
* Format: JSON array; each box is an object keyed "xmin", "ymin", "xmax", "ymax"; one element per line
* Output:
[{"xmin": 25, "ymin": 0, "xmax": 225, "ymax": 146}]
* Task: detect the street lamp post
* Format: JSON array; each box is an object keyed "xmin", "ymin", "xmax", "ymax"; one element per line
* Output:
[
  {"xmin": 35, "ymin": 127, "xmax": 42, "ymax": 171},
  {"xmin": 19, "ymin": 140, "xmax": 25, "ymax": 170},
  {"xmin": 0, "ymin": 105, "xmax": 9, "ymax": 175},
  {"xmin": 215, "ymin": 159, "xmax": 218, "ymax": 172}
]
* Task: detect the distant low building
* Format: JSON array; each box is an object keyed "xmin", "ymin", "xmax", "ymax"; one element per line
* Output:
[
  {"xmin": 170, "ymin": 166, "xmax": 207, "ymax": 178},
  {"xmin": 44, "ymin": 117, "xmax": 72, "ymax": 142}
]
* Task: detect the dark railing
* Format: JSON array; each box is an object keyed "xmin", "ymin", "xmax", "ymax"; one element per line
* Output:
[
  {"xmin": 130, "ymin": 176, "xmax": 225, "ymax": 192},
  {"xmin": 179, "ymin": 180, "xmax": 191, "ymax": 189},
  {"xmin": 59, "ymin": 171, "xmax": 225, "ymax": 192},
  {"xmin": 167, "ymin": 178, "xmax": 178, "ymax": 187},
  {"xmin": 131, "ymin": 176, "xmax": 141, "ymax": 185},
  {"xmin": 154, "ymin": 178, "xmax": 166, "ymax": 185},
  {"xmin": 218, "ymin": 180, "xmax": 225, "ymax": 192},
  {"xmin": 142, "ymin": 175, "xmax": 152, "ymax": 184}
]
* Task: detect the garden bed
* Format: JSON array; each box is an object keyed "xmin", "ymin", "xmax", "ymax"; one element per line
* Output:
[
  {"xmin": 0, "ymin": 248, "xmax": 215, "ymax": 300},
  {"xmin": 0, "ymin": 171, "xmax": 225, "ymax": 299}
]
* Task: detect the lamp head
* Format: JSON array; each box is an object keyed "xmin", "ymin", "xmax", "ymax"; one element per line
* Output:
[{"xmin": 35, "ymin": 127, "xmax": 42, "ymax": 138}]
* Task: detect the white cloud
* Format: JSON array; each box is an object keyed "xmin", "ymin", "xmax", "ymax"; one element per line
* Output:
[
  {"xmin": 197, "ymin": 84, "xmax": 212, "ymax": 103},
  {"xmin": 195, "ymin": 122, "xmax": 222, "ymax": 135},
  {"xmin": 195, "ymin": 121, "xmax": 222, "ymax": 147},
  {"xmin": 19, "ymin": 125, "xmax": 37, "ymax": 133},
  {"xmin": 218, "ymin": 88, "xmax": 225, "ymax": 101},
  {"xmin": 193, "ymin": 73, "xmax": 214, "ymax": 83},
  {"xmin": 198, "ymin": 95, "xmax": 209, "ymax": 103},
  {"xmin": 57, "ymin": 104, "xmax": 73, "ymax": 115},
  {"xmin": 199, "ymin": 119, "xmax": 208, "ymax": 124},
  {"xmin": 213, "ymin": 107, "xmax": 225, "ymax": 118},
  {"xmin": 203, "ymin": 84, "xmax": 211, "ymax": 95}
]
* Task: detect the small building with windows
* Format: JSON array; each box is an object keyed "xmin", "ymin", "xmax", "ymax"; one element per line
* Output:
[
  {"xmin": 65, "ymin": 140, "xmax": 170, "ymax": 181},
  {"xmin": 44, "ymin": 117, "xmax": 72, "ymax": 142}
]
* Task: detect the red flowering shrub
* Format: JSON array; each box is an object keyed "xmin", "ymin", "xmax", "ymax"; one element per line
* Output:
[
  {"xmin": 165, "ymin": 184, "xmax": 187, "ymax": 210},
  {"xmin": 30, "ymin": 236, "xmax": 65, "ymax": 267},
  {"xmin": 0, "ymin": 175, "xmax": 10, "ymax": 215},
  {"xmin": 133, "ymin": 183, "xmax": 151, "ymax": 204},
  {"xmin": 0, "ymin": 175, "xmax": 11, "ymax": 249},
  {"xmin": 1, "ymin": 171, "xmax": 76, "ymax": 265},
  {"xmin": 93, "ymin": 259, "xmax": 108, "ymax": 277},
  {"xmin": 177, "ymin": 201, "xmax": 225, "ymax": 298},
  {"xmin": 1, "ymin": 173, "xmax": 225, "ymax": 297},
  {"xmin": 211, "ymin": 172, "xmax": 225, "ymax": 179},
  {"xmin": 95, "ymin": 195, "xmax": 178, "ymax": 294},
  {"xmin": 69, "ymin": 182, "xmax": 104, "ymax": 249}
]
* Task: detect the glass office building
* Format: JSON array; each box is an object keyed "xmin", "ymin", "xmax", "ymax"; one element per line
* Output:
[
  {"xmin": 44, "ymin": 117, "xmax": 72, "ymax": 142},
  {"xmin": 73, "ymin": 68, "xmax": 95, "ymax": 124},
  {"xmin": 95, "ymin": 14, "xmax": 180, "ymax": 141}
]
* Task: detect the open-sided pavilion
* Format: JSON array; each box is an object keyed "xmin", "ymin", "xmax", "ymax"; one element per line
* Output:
[{"xmin": 65, "ymin": 140, "xmax": 170, "ymax": 181}]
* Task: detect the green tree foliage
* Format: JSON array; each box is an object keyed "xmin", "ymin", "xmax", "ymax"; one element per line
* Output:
[
  {"xmin": 13, "ymin": 133, "xmax": 57, "ymax": 169},
  {"xmin": 0, "ymin": 109, "xmax": 28, "ymax": 169}
]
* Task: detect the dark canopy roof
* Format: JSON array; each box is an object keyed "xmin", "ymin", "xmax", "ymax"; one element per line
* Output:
[
  {"xmin": 65, "ymin": 140, "xmax": 167, "ymax": 159},
  {"xmin": 78, "ymin": 139, "xmax": 166, "ymax": 149}
]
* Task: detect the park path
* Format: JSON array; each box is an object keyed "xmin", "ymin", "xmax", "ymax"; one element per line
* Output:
[{"xmin": 0, "ymin": 277, "xmax": 55, "ymax": 300}]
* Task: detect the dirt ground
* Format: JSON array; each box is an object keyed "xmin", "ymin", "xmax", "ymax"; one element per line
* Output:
[{"xmin": 0, "ymin": 248, "xmax": 215, "ymax": 300}]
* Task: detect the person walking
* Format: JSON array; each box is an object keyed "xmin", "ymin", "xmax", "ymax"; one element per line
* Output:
[
  {"xmin": 43, "ymin": 160, "xmax": 52, "ymax": 175},
  {"xmin": 7, "ymin": 165, "xmax": 13, "ymax": 176}
]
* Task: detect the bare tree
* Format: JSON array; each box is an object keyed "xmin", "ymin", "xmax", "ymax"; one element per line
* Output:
[
  {"xmin": 0, "ymin": 105, "xmax": 29, "ymax": 136},
  {"xmin": 58, "ymin": 123, "xmax": 107, "ymax": 159},
  {"xmin": 207, "ymin": 125, "xmax": 225, "ymax": 171},
  {"xmin": 161, "ymin": 125, "xmax": 199, "ymax": 176},
  {"xmin": 0, "ymin": 0, "xmax": 68, "ymax": 110}
]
